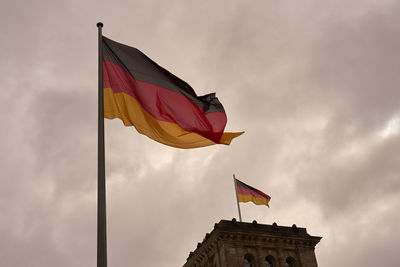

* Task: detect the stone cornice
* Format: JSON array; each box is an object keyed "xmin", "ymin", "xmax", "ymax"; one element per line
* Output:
[{"xmin": 183, "ymin": 219, "xmax": 322, "ymax": 266}]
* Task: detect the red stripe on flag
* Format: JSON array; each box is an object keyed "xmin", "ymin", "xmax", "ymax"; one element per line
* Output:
[
  {"xmin": 237, "ymin": 185, "xmax": 271, "ymax": 200},
  {"xmin": 103, "ymin": 60, "xmax": 227, "ymax": 143}
]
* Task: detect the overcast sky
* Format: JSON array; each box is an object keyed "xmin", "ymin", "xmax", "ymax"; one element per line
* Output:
[{"xmin": 1, "ymin": 0, "xmax": 399, "ymax": 266}]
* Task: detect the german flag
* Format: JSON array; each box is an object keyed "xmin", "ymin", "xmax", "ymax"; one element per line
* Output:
[
  {"xmin": 235, "ymin": 178, "xmax": 271, "ymax": 207},
  {"xmin": 102, "ymin": 36, "xmax": 243, "ymax": 149}
]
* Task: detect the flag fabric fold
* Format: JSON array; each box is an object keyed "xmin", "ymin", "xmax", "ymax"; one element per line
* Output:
[
  {"xmin": 101, "ymin": 36, "xmax": 243, "ymax": 148},
  {"xmin": 235, "ymin": 178, "xmax": 271, "ymax": 207}
]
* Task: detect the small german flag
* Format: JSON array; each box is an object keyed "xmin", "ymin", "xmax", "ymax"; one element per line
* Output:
[
  {"xmin": 235, "ymin": 178, "xmax": 271, "ymax": 207},
  {"xmin": 102, "ymin": 36, "xmax": 243, "ymax": 149}
]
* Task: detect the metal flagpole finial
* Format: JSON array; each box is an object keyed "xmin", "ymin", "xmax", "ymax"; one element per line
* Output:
[{"xmin": 97, "ymin": 22, "xmax": 103, "ymax": 28}]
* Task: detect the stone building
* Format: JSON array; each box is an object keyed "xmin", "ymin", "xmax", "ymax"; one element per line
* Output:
[{"xmin": 183, "ymin": 219, "xmax": 321, "ymax": 267}]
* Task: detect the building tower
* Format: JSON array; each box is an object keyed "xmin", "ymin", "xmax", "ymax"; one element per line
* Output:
[{"xmin": 183, "ymin": 219, "xmax": 321, "ymax": 267}]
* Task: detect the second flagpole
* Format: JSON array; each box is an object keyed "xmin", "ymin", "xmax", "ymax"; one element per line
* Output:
[{"xmin": 233, "ymin": 174, "xmax": 242, "ymax": 222}]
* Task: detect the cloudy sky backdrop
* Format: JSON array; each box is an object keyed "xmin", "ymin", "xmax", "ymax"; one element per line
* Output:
[{"xmin": 1, "ymin": 0, "xmax": 399, "ymax": 266}]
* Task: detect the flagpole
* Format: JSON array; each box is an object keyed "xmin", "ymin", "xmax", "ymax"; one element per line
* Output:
[
  {"xmin": 97, "ymin": 22, "xmax": 107, "ymax": 267},
  {"xmin": 233, "ymin": 174, "xmax": 242, "ymax": 222}
]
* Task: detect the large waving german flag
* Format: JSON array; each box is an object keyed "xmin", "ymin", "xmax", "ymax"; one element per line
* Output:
[
  {"xmin": 235, "ymin": 178, "xmax": 271, "ymax": 207},
  {"xmin": 102, "ymin": 36, "xmax": 243, "ymax": 148}
]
